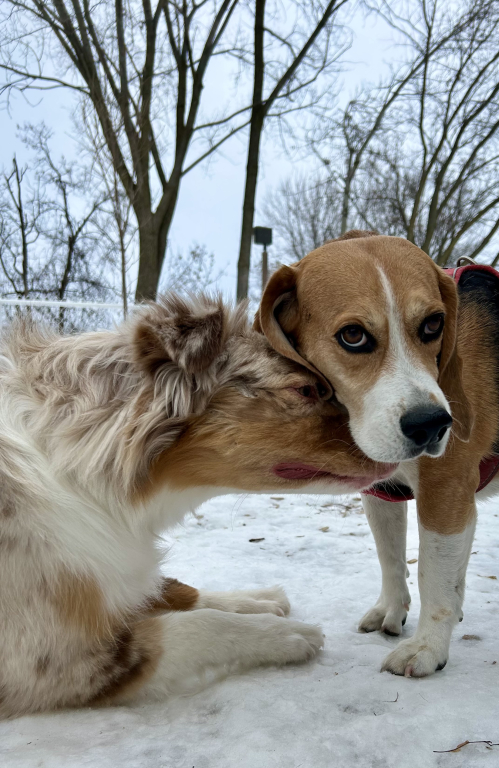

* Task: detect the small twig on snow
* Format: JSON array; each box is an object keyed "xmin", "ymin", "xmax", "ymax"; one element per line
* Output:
[
  {"xmin": 382, "ymin": 692, "xmax": 399, "ymax": 703},
  {"xmin": 434, "ymin": 740, "xmax": 499, "ymax": 753}
]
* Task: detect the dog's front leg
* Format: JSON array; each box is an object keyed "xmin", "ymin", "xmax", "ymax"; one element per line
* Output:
[
  {"xmin": 132, "ymin": 610, "xmax": 324, "ymax": 701},
  {"xmin": 359, "ymin": 495, "xmax": 411, "ymax": 636},
  {"xmin": 146, "ymin": 578, "xmax": 291, "ymax": 617},
  {"xmin": 381, "ymin": 493, "xmax": 476, "ymax": 678}
]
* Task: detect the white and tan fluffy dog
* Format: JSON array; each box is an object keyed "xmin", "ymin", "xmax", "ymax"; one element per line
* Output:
[{"xmin": 0, "ymin": 294, "xmax": 395, "ymax": 717}]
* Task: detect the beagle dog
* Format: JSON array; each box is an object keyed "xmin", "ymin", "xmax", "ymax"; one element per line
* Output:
[{"xmin": 256, "ymin": 230, "xmax": 499, "ymax": 677}]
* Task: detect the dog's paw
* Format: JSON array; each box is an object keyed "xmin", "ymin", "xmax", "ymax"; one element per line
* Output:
[
  {"xmin": 239, "ymin": 586, "xmax": 291, "ymax": 617},
  {"xmin": 266, "ymin": 619, "xmax": 324, "ymax": 664},
  {"xmin": 197, "ymin": 586, "xmax": 291, "ymax": 616},
  {"xmin": 359, "ymin": 601, "xmax": 408, "ymax": 636},
  {"xmin": 381, "ymin": 638, "xmax": 447, "ymax": 677}
]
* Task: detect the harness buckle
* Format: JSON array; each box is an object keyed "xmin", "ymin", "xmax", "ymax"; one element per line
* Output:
[{"xmin": 452, "ymin": 256, "xmax": 478, "ymax": 279}]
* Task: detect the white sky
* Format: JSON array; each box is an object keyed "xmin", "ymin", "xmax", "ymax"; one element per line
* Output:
[{"xmin": 0, "ymin": 7, "xmax": 395, "ymax": 299}]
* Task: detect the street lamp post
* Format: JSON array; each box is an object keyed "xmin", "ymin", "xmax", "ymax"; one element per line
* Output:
[{"xmin": 252, "ymin": 226, "xmax": 273, "ymax": 294}]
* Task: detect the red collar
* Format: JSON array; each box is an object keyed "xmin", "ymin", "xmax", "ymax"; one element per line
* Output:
[
  {"xmin": 363, "ymin": 262, "xmax": 499, "ymax": 503},
  {"xmin": 363, "ymin": 454, "xmax": 499, "ymax": 503}
]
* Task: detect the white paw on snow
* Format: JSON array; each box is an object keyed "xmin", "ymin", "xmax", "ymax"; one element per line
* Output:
[
  {"xmin": 198, "ymin": 585, "xmax": 291, "ymax": 616},
  {"xmin": 359, "ymin": 601, "xmax": 409, "ymax": 636},
  {"xmin": 381, "ymin": 637, "xmax": 447, "ymax": 677},
  {"xmin": 265, "ymin": 618, "xmax": 324, "ymax": 664},
  {"xmin": 236, "ymin": 585, "xmax": 291, "ymax": 617}
]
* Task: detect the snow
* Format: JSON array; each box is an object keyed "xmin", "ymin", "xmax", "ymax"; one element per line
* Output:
[{"xmin": 1, "ymin": 492, "xmax": 498, "ymax": 768}]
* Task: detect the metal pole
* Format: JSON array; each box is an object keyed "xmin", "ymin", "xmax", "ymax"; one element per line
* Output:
[{"xmin": 261, "ymin": 247, "xmax": 268, "ymax": 294}]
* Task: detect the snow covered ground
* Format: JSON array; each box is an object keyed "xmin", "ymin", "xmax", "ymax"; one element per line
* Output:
[{"xmin": 1, "ymin": 492, "xmax": 498, "ymax": 768}]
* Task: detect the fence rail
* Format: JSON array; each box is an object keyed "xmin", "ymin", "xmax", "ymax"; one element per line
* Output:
[
  {"xmin": 0, "ymin": 298, "xmax": 132, "ymax": 332},
  {"xmin": 0, "ymin": 299, "xmax": 126, "ymax": 310}
]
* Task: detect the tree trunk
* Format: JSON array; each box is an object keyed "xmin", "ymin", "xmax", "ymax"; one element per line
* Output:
[
  {"xmin": 237, "ymin": 114, "xmax": 266, "ymax": 300},
  {"xmin": 236, "ymin": 0, "xmax": 266, "ymax": 302},
  {"xmin": 135, "ymin": 223, "xmax": 162, "ymax": 302},
  {"xmin": 340, "ymin": 155, "xmax": 354, "ymax": 234},
  {"xmin": 134, "ymin": 188, "xmax": 180, "ymax": 302},
  {"xmin": 119, "ymin": 221, "xmax": 128, "ymax": 319},
  {"xmin": 58, "ymin": 235, "xmax": 76, "ymax": 330}
]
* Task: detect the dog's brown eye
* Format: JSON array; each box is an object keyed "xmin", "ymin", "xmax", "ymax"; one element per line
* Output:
[
  {"xmin": 424, "ymin": 316, "xmax": 443, "ymax": 334},
  {"xmin": 337, "ymin": 325, "xmax": 374, "ymax": 353},
  {"xmin": 294, "ymin": 385, "xmax": 318, "ymax": 401},
  {"xmin": 420, "ymin": 313, "xmax": 444, "ymax": 342},
  {"xmin": 341, "ymin": 327, "xmax": 366, "ymax": 346}
]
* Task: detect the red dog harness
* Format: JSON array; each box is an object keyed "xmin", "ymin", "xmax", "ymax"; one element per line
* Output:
[{"xmin": 364, "ymin": 261, "xmax": 499, "ymax": 503}]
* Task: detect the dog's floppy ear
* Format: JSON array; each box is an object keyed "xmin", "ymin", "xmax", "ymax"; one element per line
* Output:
[
  {"xmin": 253, "ymin": 264, "xmax": 299, "ymax": 345},
  {"xmin": 254, "ymin": 264, "xmax": 333, "ymax": 398},
  {"xmin": 435, "ymin": 268, "xmax": 474, "ymax": 441},
  {"xmin": 134, "ymin": 294, "xmax": 226, "ymax": 376}
]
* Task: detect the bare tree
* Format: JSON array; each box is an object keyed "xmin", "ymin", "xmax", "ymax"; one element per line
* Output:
[
  {"xmin": 0, "ymin": 157, "xmax": 36, "ymax": 300},
  {"xmin": 84, "ymin": 106, "xmax": 138, "ymax": 318},
  {"xmin": 353, "ymin": 0, "xmax": 499, "ymax": 265},
  {"xmin": 235, "ymin": 0, "xmax": 352, "ymax": 300},
  {"xmin": 311, "ymin": 0, "xmax": 490, "ymax": 236},
  {"xmin": 0, "ymin": 1, "xmax": 252, "ymax": 301},
  {"xmin": 0, "ymin": 125, "xmax": 112, "ymax": 330},
  {"xmin": 164, "ymin": 242, "xmax": 225, "ymax": 293},
  {"xmin": 266, "ymin": 0, "xmax": 499, "ymax": 268},
  {"xmin": 263, "ymin": 173, "xmax": 343, "ymax": 262},
  {"xmin": 105, "ymin": 169, "xmax": 135, "ymax": 318}
]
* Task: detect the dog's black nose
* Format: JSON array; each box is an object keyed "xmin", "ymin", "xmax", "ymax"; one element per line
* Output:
[{"xmin": 400, "ymin": 407, "xmax": 452, "ymax": 447}]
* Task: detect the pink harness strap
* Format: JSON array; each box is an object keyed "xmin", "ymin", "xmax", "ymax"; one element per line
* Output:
[
  {"xmin": 443, "ymin": 263, "xmax": 499, "ymax": 282},
  {"xmin": 363, "ymin": 262, "xmax": 499, "ymax": 503}
]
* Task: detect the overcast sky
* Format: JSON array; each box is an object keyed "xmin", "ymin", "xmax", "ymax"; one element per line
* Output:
[{"xmin": 0, "ymin": 6, "xmax": 395, "ymax": 299}]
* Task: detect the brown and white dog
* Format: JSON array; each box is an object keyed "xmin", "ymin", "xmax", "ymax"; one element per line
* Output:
[
  {"xmin": 256, "ymin": 231, "xmax": 499, "ymax": 678},
  {"xmin": 0, "ymin": 293, "xmax": 395, "ymax": 717}
]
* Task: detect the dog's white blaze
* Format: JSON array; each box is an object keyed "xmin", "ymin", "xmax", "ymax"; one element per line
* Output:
[{"xmin": 349, "ymin": 266, "xmax": 450, "ymax": 463}]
